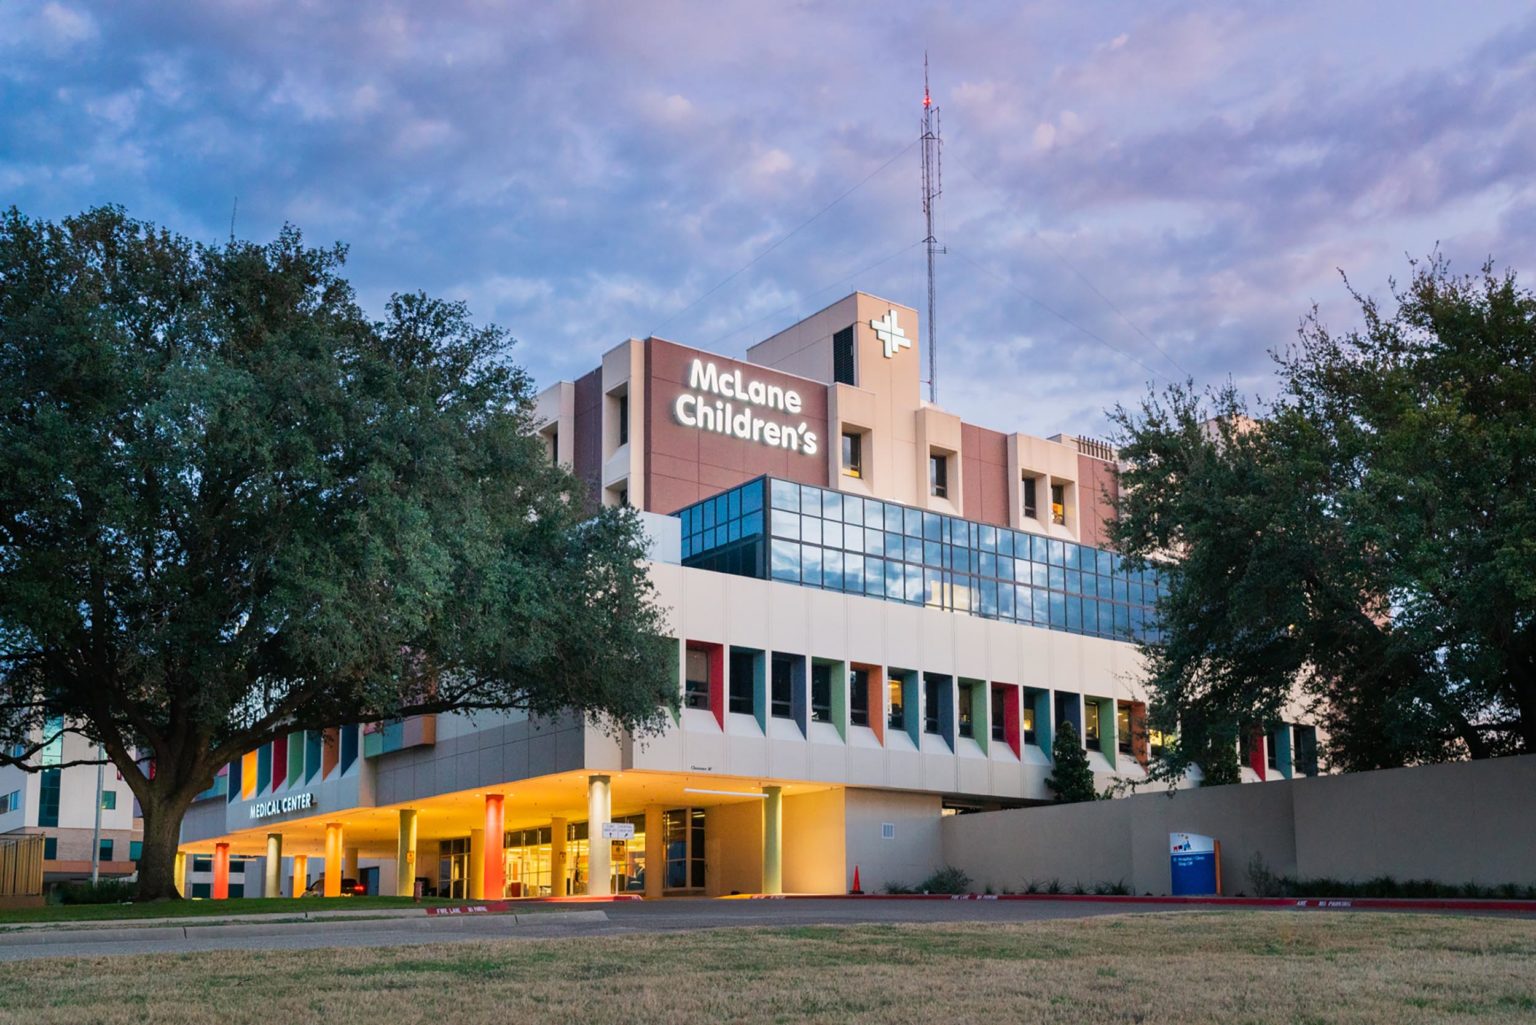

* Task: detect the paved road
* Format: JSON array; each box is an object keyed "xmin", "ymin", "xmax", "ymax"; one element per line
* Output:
[{"xmin": 0, "ymin": 898, "xmax": 1172, "ymax": 962}]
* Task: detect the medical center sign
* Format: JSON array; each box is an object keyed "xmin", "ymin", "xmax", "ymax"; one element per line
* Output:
[
  {"xmin": 249, "ymin": 791, "xmax": 316, "ymax": 821},
  {"xmin": 674, "ymin": 359, "xmax": 819, "ymax": 456}
]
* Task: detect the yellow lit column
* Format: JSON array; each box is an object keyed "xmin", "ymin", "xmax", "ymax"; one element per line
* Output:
[
  {"xmin": 762, "ymin": 786, "xmax": 783, "ymax": 896},
  {"xmin": 264, "ymin": 833, "xmax": 283, "ymax": 898},
  {"xmin": 173, "ymin": 851, "xmax": 187, "ymax": 898},
  {"xmin": 550, "ymin": 817, "xmax": 568, "ymax": 897},
  {"xmin": 468, "ymin": 829, "xmax": 485, "ymax": 901},
  {"xmin": 586, "ymin": 775, "xmax": 611, "ymax": 896},
  {"xmin": 396, "ymin": 809, "xmax": 419, "ymax": 897},
  {"xmin": 644, "ymin": 805, "xmax": 664, "ymax": 899},
  {"xmin": 291, "ymin": 854, "xmax": 309, "ymax": 898},
  {"xmin": 323, "ymin": 823, "xmax": 343, "ymax": 897}
]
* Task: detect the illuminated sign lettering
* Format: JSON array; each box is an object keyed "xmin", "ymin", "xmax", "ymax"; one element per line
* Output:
[
  {"xmin": 249, "ymin": 791, "xmax": 316, "ymax": 820},
  {"xmin": 673, "ymin": 359, "xmax": 819, "ymax": 456}
]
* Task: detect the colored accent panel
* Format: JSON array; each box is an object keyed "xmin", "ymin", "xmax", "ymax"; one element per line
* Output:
[
  {"xmin": 1028, "ymin": 688, "xmax": 1053, "ymax": 753},
  {"xmin": 998, "ymin": 683, "xmax": 1021, "ymax": 757},
  {"xmin": 1248, "ymin": 727, "xmax": 1267, "ymax": 780},
  {"xmin": 321, "ymin": 728, "xmax": 340, "ymax": 779},
  {"xmin": 865, "ymin": 664, "xmax": 885, "ymax": 745},
  {"xmin": 964, "ymin": 680, "xmax": 986, "ymax": 754},
  {"xmin": 829, "ymin": 660, "xmax": 847, "ymax": 741},
  {"xmin": 708, "ymin": 645, "xmax": 725, "ymax": 730},
  {"xmin": 789, "ymin": 655, "xmax": 808, "ymax": 737},
  {"xmin": 212, "ymin": 843, "xmax": 230, "ymax": 900},
  {"xmin": 272, "ymin": 735, "xmax": 287, "ymax": 789},
  {"xmin": 402, "ymin": 714, "xmax": 436, "ymax": 748},
  {"xmin": 483, "ymin": 795, "xmax": 505, "ymax": 898},
  {"xmin": 226, "ymin": 758, "xmax": 241, "ymax": 804},
  {"xmin": 385, "ymin": 719, "xmax": 405, "ymax": 750},
  {"xmin": 752, "ymin": 653, "xmax": 768, "ymax": 734},
  {"xmin": 935, "ymin": 675, "xmax": 956, "ymax": 751},
  {"xmin": 256, "ymin": 743, "xmax": 271, "ymax": 794},
  {"xmin": 340, "ymin": 724, "xmax": 358, "ymax": 774},
  {"xmin": 287, "ymin": 732, "xmax": 304, "ymax": 785},
  {"xmin": 1054, "ymin": 691, "xmax": 1082, "ymax": 737},
  {"xmin": 363, "ymin": 728, "xmax": 383, "ymax": 759},
  {"xmin": 241, "ymin": 751, "xmax": 258, "ymax": 799},
  {"xmin": 305, "ymin": 731, "xmax": 322, "ymax": 783}
]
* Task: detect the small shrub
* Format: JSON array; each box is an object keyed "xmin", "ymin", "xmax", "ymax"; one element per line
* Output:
[
  {"xmin": 57, "ymin": 879, "xmax": 137, "ymax": 905},
  {"xmin": 916, "ymin": 866, "xmax": 972, "ymax": 895},
  {"xmin": 1070, "ymin": 881, "xmax": 1087, "ymax": 895},
  {"xmin": 1247, "ymin": 853, "xmax": 1287, "ymax": 898},
  {"xmin": 1045, "ymin": 878, "xmax": 1063, "ymax": 895},
  {"xmin": 883, "ymin": 881, "xmax": 916, "ymax": 895},
  {"xmin": 1024, "ymin": 879, "xmax": 1042, "ymax": 895}
]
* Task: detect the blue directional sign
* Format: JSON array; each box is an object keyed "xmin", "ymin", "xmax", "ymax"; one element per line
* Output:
[{"xmin": 1169, "ymin": 832, "xmax": 1218, "ymax": 895}]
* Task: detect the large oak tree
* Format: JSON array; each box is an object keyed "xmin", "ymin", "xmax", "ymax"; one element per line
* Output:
[
  {"xmin": 1110, "ymin": 256, "xmax": 1535, "ymax": 777},
  {"xmin": 0, "ymin": 207, "xmax": 676, "ymax": 900}
]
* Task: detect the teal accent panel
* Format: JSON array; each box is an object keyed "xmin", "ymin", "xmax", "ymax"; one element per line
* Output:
[
  {"xmin": 340, "ymin": 724, "xmax": 359, "ymax": 773},
  {"xmin": 256, "ymin": 743, "xmax": 271, "ymax": 793},
  {"xmin": 304, "ymin": 731, "xmax": 322, "ymax": 783},
  {"xmin": 903, "ymin": 672, "xmax": 922, "ymax": 747}
]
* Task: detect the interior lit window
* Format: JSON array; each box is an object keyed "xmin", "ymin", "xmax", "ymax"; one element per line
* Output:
[
  {"xmin": 957, "ymin": 682, "xmax": 974, "ymax": 738},
  {"xmin": 1117, "ymin": 702, "xmax": 1133, "ymax": 755},
  {"xmin": 1022, "ymin": 702, "xmax": 1037, "ymax": 746},
  {"xmin": 1084, "ymin": 701, "xmax": 1102, "ymax": 751},
  {"xmin": 888, "ymin": 675, "xmax": 905, "ymax": 730},
  {"xmin": 1050, "ymin": 483, "xmax": 1066, "ymax": 525},
  {"xmin": 842, "ymin": 431, "xmax": 863, "ymax": 478}
]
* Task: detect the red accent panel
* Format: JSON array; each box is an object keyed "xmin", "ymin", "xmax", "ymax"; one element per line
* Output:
[
  {"xmin": 708, "ymin": 644, "xmax": 725, "ymax": 730},
  {"xmin": 1248, "ymin": 726, "xmax": 1267, "ymax": 780},
  {"xmin": 272, "ymin": 735, "xmax": 288, "ymax": 789},
  {"xmin": 997, "ymin": 682, "xmax": 1021, "ymax": 757}
]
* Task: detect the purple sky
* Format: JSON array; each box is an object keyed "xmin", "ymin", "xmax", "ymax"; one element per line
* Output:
[{"xmin": 3, "ymin": 2, "xmax": 1533, "ymax": 437}]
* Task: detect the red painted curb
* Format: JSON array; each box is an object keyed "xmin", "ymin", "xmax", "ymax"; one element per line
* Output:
[{"xmin": 740, "ymin": 893, "xmax": 1536, "ymax": 913}]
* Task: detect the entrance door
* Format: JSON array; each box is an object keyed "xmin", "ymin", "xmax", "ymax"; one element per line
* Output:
[
  {"xmin": 663, "ymin": 808, "xmax": 706, "ymax": 892},
  {"xmin": 438, "ymin": 837, "xmax": 470, "ymax": 899}
]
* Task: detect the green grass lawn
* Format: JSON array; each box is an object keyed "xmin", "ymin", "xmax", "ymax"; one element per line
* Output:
[
  {"xmin": 0, "ymin": 894, "xmax": 461, "ymax": 924},
  {"xmin": 0, "ymin": 912, "xmax": 1533, "ymax": 1024}
]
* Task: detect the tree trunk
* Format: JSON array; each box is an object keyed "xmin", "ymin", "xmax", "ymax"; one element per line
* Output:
[{"xmin": 134, "ymin": 786, "xmax": 198, "ymax": 902}]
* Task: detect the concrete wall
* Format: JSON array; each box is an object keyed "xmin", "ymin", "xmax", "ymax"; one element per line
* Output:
[
  {"xmin": 782, "ymin": 787, "xmax": 845, "ymax": 894},
  {"xmin": 708, "ymin": 800, "xmax": 763, "ymax": 896},
  {"xmin": 941, "ymin": 755, "xmax": 1536, "ymax": 895},
  {"xmin": 845, "ymin": 788, "xmax": 944, "ymax": 893}
]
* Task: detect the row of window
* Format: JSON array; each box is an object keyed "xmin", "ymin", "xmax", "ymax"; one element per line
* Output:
[
  {"xmin": 0, "ymin": 789, "xmax": 19, "ymax": 815},
  {"xmin": 837, "ymin": 432, "xmax": 1067, "ymax": 528},
  {"xmin": 39, "ymin": 838, "xmax": 143, "ymax": 862}
]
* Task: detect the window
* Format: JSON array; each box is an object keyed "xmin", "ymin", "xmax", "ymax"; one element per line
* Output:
[
  {"xmin": 888, "ymin": 675, "xmax": 905, "ymax": 731},
  {"xmin": 1293, "ymin": 725, "xmax": 1319, "ymax": 776},
  {"xmin": 618, "ymin": 487, "xmax": 629, "ymax": 508},
  {"xmin": 37, "ymin": 767, "xmax": 60, "ymax": 828},
  {"xmin": 1023, "ymin": 477, "xmax": 1038, "ymax": 520},
  {"xmin": 991, "ymin": 688, "xmax": 1006, "ymax": 741},
  {"xmin": 929, "ymin": 453, "xmax": 948, "ymax": 499},
  {"xmin": 1148, "ymin": 727, "xmax": 1169, "ymax": 760},
  {"xmin": 1084, "ymin": 701, "xmax": 1102, "ymax": 751},
  {"xmin": 130, "ymin": 840, "xmax": 143, "ymax": 861},
  {"xmin": 770, "ymin": 654, "xmax": 795, "ymax": 719},
  {"xmin": 43, "ymin": 837, "xmax": 57, "ymax": 860},
  {"xmin": 923, "ymin": 676, "xmax": 941, "ymax": 734},
  {"xmin": 548, "ymin": 429, "xmax": 559, "ymax": 466},
  {"xmin": 0, "ymin": 789, "xmax": 18, "ymax": 814},
  {"xmin": 1050, "ymin": 483, "xmax": 1066, "ymax": 525},
  {"xmin": 98, "ymin": 838, "xmax": 114, "ymax": 862},
  {"xmin": 1117, "ymin": 702, "xmax": 1133, "ymax": 755},
  {"xmin": 833, "ymin": 326, "xmax": 856, "ymax": 385},
  {"xmin": 841, "ymin": 431, "xmax": 863, "ymax": 478},
  {"xmin": 192, "ymin": 855, "xmax": 213, "ymax": 873},
  {"xmin": 957, "ymin": 682, "xmax": 974, "ymax": 738},
  {"xmin": 684, "ymin": 648, "xmax": 710, "ymax": 710},
  {"xmin": 1022, "ymin": 702, "xmax": 1037, "ymax": 746},
  {"xmin": 1268, "ymin": 729, "xmax": 1281, "ymax": 771},
  {"xmin": 617, "ymin": 394, "xmax": 629, "ymax": 446},
  {"xmin": 850, "ymin": 667, "xmax": 871, "ymax": 727},
  {"xmin": 101, "ymin": 791, "xmax": 117, "ymax": 811},
  {"xmin": 728, "ymin": 649, "xmax": 755, "ymax": 715},
  {"xmin": 811, "ymin": 663, "xmax": 833, "ymax": 723}
]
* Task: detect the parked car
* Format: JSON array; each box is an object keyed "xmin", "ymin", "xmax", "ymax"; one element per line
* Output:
[{"xmin": 303, "ymin": 877, "xmax": 367, "ymax": 897}]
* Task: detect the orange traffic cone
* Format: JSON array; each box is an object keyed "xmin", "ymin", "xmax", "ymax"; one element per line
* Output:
[{"xmin": 850, "ymin": 865, "xmax": 864, "ymax": 895}]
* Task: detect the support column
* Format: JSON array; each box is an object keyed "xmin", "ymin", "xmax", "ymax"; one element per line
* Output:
[
  {"xmin": 644, "ymin": 805, "xmax": 664, "ymax": 899},
  {"xmin": 212, "ymin": 842, "xmax": 231, "ymax": 900},
  {"xmin": 586, "ymin": 774, "xmax": 611, "ymax": 896},
  {"xmin": 468, "ymin": 829, "xmax": 485, "ymax": 900},
  {"xmin": 762, "ymin": 786, "xmax": 783, "ymax": 896},
  {"xmin": 550, "ymin": 817, "xmax": 568, "ymax": 897},
  {"xmin": 291, "ymin": 854, "xmax": 309, "ymax": 898},
  {"xmin": 483, "ymin": 794, "xmax": 505, "ymax": 900},
  {"xmin": 173, "ymin": 851, "xmax": 187, "ymax": 898},
  {"xmin": 264, "ymin": 833, "xmax": 283, "ymax": 898},
  {"xmin": 323, "ymin": 822, "xmax": 343, "ymax": 897},
  {"xmin": 344, "ymin": 846, "xmax": 359, "ymax": 882},
  {"xmin": 396, "ymin": 809, "xmax": 419, "ymax": 897}
]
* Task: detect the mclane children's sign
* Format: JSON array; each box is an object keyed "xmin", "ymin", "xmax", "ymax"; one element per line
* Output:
[
  {"xmin": 250, "ymin": 791, "xmax": 316, "ymax": 821},
  {"xmin": 673, "ymin": 359, "xmax": 819, "ymax": 456}
]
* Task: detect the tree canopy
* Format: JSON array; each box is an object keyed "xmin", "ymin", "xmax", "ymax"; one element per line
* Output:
[
  {"xmin": 1045, "ymin": 721, "xmax": 1098, "ymax": 803},
  {"xmin": 0, "ymin": 207, "xmax": 677, "ymax": 899},
  {"xmin": 1109, "ymin": 256, "xmax": 1536, "ymax": 779}
]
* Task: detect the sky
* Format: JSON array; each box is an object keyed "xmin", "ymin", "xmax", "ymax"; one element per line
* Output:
[{"xmin": 3, "ymin": 1, "xmax": 1534, "ymax": 438}]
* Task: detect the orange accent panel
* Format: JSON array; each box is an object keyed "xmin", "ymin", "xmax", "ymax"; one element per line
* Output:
[
  {"xmin": 322, "ymin": 727, "xmax": 340, "ymax": 779},
  {"xmin": 212, "ymin": 843, "xmax": 230, "ymax": 900},
  {"xmin": 240, "ymin": 752, "xmax": 258, "ymax": 799}
]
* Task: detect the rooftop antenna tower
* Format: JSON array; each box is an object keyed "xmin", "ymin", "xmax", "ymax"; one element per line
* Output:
[{"xmin": 921, "ymin": 54, "xmax": 944, "ymax": 404}]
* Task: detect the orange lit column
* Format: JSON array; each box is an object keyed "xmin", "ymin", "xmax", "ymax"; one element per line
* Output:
[
  {"xmin": 483, "ymin": 794, "xmax": 506, "ymax": 900},
  {"xmin": 212, "ymin": 842, "xmax": 231, "ymax": 900},
  {"xmin": 324, "ymin": 822, "xmax": 343, "ymax": 897},
  {"xmin": 291, "ymin": 854, "xmax": 308, "ymax": 898}
]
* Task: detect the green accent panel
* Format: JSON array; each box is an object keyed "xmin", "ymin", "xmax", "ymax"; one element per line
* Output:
[
  {"xmin": 965, "ymin": 678, "xmax": 988, "ymax": 754},
  {"xmin": 385, "ymin": 719, "xmax": 404, "ymax": 750},
  {"xmin": 364, "ymin": 729, "xmax": 383, "ymax": 759},
  {"xmin": 827, "ymin": 660, "xmax": 847, "ymax": 741},
  {"xmin": 287, "ymin": 732, "xmax": 304, "ymax": 782}
]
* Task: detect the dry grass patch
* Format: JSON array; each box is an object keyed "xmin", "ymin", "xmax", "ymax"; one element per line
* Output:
[{"xmin": 0, "ymin": 912, "xmax": 1532, "ymax": 1024}]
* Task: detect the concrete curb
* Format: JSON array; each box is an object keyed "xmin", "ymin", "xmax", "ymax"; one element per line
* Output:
[
  {"xmin": 0, "ymin": 909, "xmax": 608, "ymax": 947},
  {"xmin": 744, "ymin": 893, "xmax": 1536, "ymax": 913}
]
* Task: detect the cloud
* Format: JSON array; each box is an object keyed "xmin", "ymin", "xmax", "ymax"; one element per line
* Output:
[{"xmin": 0, "ymin": 0, "xmax": 1532, "ymax": 439}]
